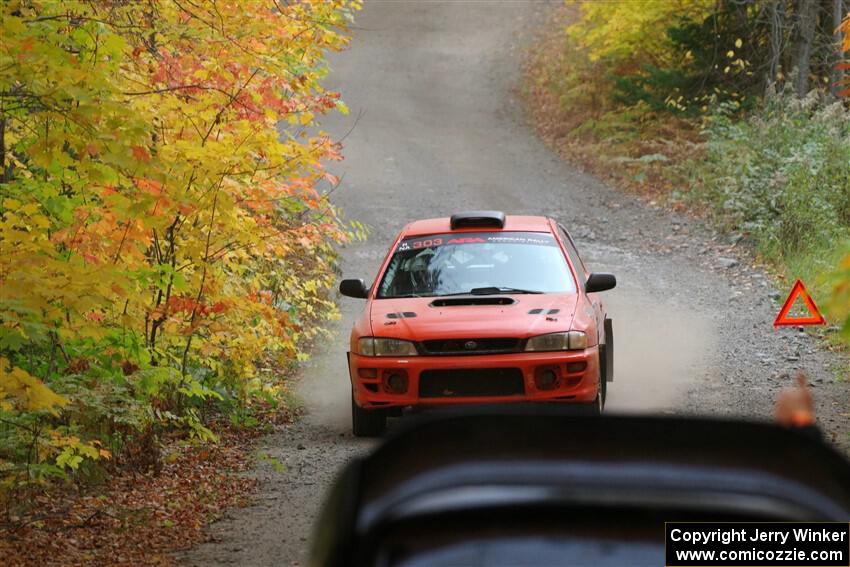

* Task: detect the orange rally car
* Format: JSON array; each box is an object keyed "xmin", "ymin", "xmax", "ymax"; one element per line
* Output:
[{"xmin": 339, "ymin": 211, "xmax": 616, "ymax": 436}]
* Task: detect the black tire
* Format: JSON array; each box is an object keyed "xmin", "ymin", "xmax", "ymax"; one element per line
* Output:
[
  {"xmin": 582, "ymin": 393, "xmax": 603, "ymax": 415},
  {"xmin": 351, "ymin": 393, "xmax": 386, "ymax": 437},
  {"xmin": 604, "ymin": 317, "xmax": 614, "ymax": 383},
  {"xmin": 585, "ymin": 345, "xmax": 607, "ymax": 416},
  {"xmin": 597, "ymin": 353, "xmax": 607, "ymax": 411}
]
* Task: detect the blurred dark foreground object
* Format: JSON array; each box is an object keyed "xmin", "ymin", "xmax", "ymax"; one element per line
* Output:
[{"xmin": 309, "ymin": 408, "xmax": 850, "ymax": 567}]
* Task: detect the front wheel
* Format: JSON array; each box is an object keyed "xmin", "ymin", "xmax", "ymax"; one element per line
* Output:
[
  {"xmin": 351, "ymin": 393, "xmax": 386, "ymax": 437},
  {"xmin": 587, "ymin": 381, "xmax": 604, "ymax": 415},
  {"xmin": 584, "ymin": 351, "xmax": 607, "ymax": 416}
]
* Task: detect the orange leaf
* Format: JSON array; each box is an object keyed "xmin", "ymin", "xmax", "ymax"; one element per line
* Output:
[{"xmin": 132, "ymin": 145, "xmax": 151, "ymax": 163}]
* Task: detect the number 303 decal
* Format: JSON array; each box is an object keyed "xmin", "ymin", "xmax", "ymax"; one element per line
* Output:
[{"xmin": 412, "ymin": 238, "xmax": 443, "ymax": 249}]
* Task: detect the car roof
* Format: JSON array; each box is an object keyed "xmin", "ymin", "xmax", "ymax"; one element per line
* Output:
[{"xmin": 403, "ymin": 215, "xmax": 552, "ymax": 237}]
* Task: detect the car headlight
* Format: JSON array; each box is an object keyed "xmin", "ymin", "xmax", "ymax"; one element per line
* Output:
[
  {"xmin": 524, "ymin": 331, "xmax": 587, "ymax": 352},
  {"xmin": 357, "ymin": 337, "xmax": 418, "ymax": 357}
]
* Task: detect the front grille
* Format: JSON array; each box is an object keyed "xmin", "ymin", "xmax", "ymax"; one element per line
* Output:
[
  {"xmin": 420, "ymin": 338, "xmax": 522, "ymax": 356},
  {"xmin": 419, "ymin": 368, "xmax": 525, "ymax": 398}
]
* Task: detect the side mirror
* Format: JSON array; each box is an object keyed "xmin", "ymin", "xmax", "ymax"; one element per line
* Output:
[
  {"xmin": 339, "ymin": 278, "xmax": 369, "ymax": 299},
  {"xmin": 585, "ymin": 273, "xmax": 616, "ymax": 293}
]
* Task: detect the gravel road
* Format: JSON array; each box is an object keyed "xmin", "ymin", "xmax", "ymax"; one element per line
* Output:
[{"xmin": 181, "ymin": 2, "xmax": 849, "ymax": 565}]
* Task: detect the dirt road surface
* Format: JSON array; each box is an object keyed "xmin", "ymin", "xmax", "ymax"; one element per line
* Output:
[{"xmin": 181, "ymin": 2, "xmax": 848, "ymax": 565}]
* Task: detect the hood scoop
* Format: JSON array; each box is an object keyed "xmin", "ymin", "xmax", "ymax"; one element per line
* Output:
[{"xmin": 430, "ymin": 296, "xmax": 515, "ymax": 307}]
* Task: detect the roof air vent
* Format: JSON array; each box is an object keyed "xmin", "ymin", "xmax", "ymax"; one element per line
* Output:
[{"xmin": 450, "ymin": 211, "xmax": 506, "ymax": 230}]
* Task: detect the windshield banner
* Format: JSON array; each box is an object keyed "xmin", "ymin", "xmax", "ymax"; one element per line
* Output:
[{"xmin": 397, "ymin": 232, "xmax": 558, "ymax": 252}]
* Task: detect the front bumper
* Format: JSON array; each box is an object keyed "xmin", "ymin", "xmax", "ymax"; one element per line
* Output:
[{"xmin": 349, "ymin": 347, "xmax": 600, "ymax": 408}]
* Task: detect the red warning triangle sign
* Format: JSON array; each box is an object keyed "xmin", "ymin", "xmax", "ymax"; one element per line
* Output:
[{"xmin": 773, "ymin": 279, "xmax": 826, "ymax": 327}]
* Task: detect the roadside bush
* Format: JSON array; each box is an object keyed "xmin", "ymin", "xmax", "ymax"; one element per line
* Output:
[
  {"xmin": 689, "ymin": 92, "xmax": 850, "ymax": 269},
  {"xmin": 829, "ymin": 244, "xmax": 850, "ymax": 341}
]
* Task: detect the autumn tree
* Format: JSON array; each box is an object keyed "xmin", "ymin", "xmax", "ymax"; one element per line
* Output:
[
  {"xmin": 0, "ymin": 0, "xmax": 359, "ymax": 492},
  {"xmin": 566, "ymin": 0, "xmax": 850, "ymax": 109}
]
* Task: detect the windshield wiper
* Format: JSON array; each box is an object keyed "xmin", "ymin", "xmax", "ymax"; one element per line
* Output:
[{"xmin": 469, "ymin": 286, "xmax": 543, "ymax": 295}]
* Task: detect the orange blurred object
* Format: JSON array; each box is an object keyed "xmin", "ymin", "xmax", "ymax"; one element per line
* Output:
[{"xmin": 775, "ymin": 371, "xmax": 815, "ymax": 428}]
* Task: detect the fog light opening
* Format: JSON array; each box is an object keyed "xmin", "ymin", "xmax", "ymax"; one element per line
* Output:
[
  {"xmin": 383, "ymin": 370, "xmax": 409, "ymax": 394},
  {"xmin": 534, "ymin": 367, "xmax": 560, "ymax": 391},
  {"xmin": 566, "ymin": 361, "xmax": 587, "ymax": 374},
  {"xmin": 358, "ymin": 368, "xmax": 378, "ymax": 379}
]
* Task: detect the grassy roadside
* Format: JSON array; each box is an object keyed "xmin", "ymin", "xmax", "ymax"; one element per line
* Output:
[{"xmin": 521, "ymin": 5, "xmax": 850, "ymax": 356}]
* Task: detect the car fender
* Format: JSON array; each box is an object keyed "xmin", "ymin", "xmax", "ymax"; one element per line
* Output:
[{"xmin": 569, "ymin": 297, "xmax": 599, "ymax": 347}]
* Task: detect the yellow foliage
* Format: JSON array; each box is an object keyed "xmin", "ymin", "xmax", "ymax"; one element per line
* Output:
[
  {"xmin": 51, "ymin": 433, "xmax": 111, "ymax": 470},
  {"xmin": 568, "ymin": 0, "xmax": 714, "ymax": 68},
  {"xmin": 829, "ymin": 251, "xmax": 850, "ymax": 342},
  {"xmin": 1, "ymin": 0, "xmax": 358, "ymax": 378},
  {"xmin": 0, "ymin": 0, "xmax": 360, "ymax": 487},
  {"xmin": 0, "ymin": 358, "xmax": 67, "ymax": 414}
]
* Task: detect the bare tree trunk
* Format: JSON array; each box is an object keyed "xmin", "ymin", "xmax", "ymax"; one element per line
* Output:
[
  {"xmin": 830, "ymin": 0, "xmax": 846, "ymax": 95},
  {"xmin": 793, "ymin": 0, "xmax": 820, "ymax": 94},
  {"xmin": 767, "ymin": 0, "xmax": 786, "ymax": 91}
]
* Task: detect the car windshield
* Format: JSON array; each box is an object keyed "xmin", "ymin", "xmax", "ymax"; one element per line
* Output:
[{"xmin": 376, "ymin": 232, "xmax": 576, "ymax": 298}]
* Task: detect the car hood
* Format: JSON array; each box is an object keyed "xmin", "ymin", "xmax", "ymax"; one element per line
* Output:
[{"xmin": 369, "ymin": 294, "xmax": 578, "ymax": 340}]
